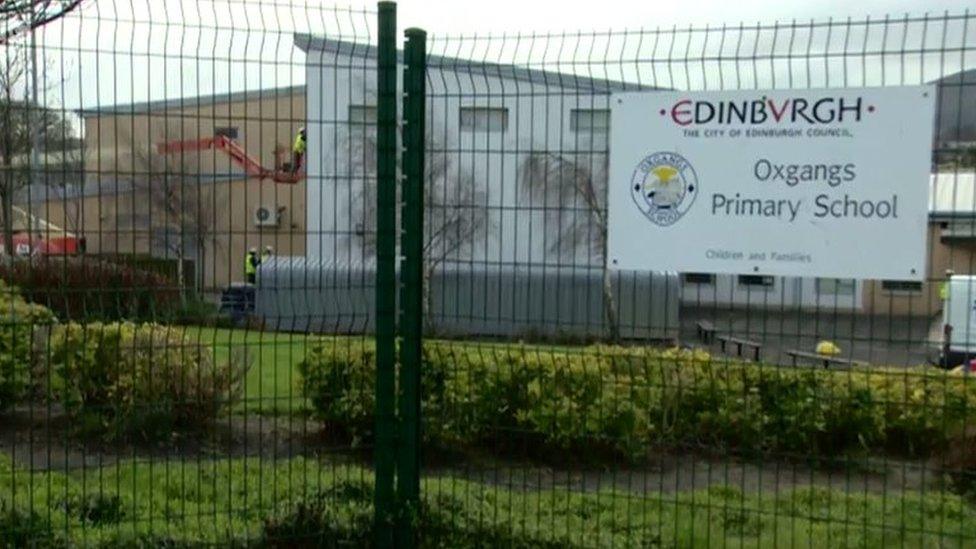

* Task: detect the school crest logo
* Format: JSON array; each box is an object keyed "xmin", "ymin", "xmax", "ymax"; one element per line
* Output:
[{"xmin": 630, "ymin": 152, "xmax": 699, "ymax": 226}]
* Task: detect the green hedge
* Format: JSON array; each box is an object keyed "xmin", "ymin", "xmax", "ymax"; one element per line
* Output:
[
  {"xmin": 0, "ymin": 280, "xmax": 56, "ymax": 410},
  {"xmin": 44, "ymin": 322, "xmax": 247, "ymax": 441},
  {"xmin": 300, "ymin": 341, "xmax": 976, "ymax": 461},
  {"xmin": 0, "ymin": 256, "xmax": 181, "ymax": 322},
  {"xmin": 93, "ymin": 254, "xmax": 195, "ymax": 290}
]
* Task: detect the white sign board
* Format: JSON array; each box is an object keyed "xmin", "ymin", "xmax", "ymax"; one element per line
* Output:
[{"xmin": 607, "ymin": 86, "xmax": 935, "ymax": 280}]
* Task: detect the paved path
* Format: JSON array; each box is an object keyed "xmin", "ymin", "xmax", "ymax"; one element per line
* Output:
[{"xmin": 681, "ymin": 307, "xmax": 941, "ymax": 367}]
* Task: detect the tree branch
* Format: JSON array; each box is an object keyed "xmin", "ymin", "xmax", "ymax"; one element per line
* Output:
[{"xmin": 0, "ymin": 1, "xmax": 85, "ymax": 44}]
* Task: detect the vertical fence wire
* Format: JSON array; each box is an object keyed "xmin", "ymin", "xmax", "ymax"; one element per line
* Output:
[
  {"xmin": 395, "ymin": 25, "xmax": 426, "ymax": 549},
  {"xmin": 373, "ymin": 2, "xmax": 397, "ymax": 546}
]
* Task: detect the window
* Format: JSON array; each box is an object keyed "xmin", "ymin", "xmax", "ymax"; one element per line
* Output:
[
  {"xmin": 882, "ymin": 280, "xmax": 923, "ymax": 293},
  {"xmin": 683, "ymin": 273, "xmax": 715, "ymax": 285},
  {"xmin": 460, "ymin": 106, "xmax": 508, "ymax": 132},
  {"xmin": 570, "ymin": 109, "xmax": 610, "ymax": 132},
  {"xmin": 348, "ymin": 104, "xmax": 377, "ymax": 126},
  {"xmin": 738, "ymin": 275, "xmax": 775, "ymax": 288},
  {"xmin": 817, "ymin": 278, "xmax": 856, "ymax": 295},
  {"xmin": 214, "ymin": 126, "xmax": 238, "ymax": 139}
]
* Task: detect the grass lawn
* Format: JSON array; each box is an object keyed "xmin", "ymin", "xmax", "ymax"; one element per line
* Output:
[
  {"xmin": 6, "ymin": 328, "xmax": 976, "ymax": 546},
  {"xmin": 1, "ymin": 453, "xmax": 973, "ymax": 547},
  {"xmin": 181, "ymin": 327, "xmax": 321, "ymax": 415}
]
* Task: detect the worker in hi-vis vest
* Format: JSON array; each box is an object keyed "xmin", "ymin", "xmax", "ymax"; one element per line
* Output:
[
  {"xmin": 292, "ymin": 127, "xmax": 306, "ymax": 174},
  {"xmin": 941, "ymin": 269, "xmax": 954, "ymax": 303},
  {"xmin": 245, "ymin": 247, "xmax": 259, "ymax": 284}
]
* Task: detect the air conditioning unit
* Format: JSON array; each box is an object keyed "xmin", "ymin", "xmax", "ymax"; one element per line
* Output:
[{"xmin": 254, "ymin": 205, "xmax": 283, "ymax": 228}]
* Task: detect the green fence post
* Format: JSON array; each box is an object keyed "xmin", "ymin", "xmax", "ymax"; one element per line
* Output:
[
  {"xmin": 397, "ymin": 26, "xmax": 427, "ymax": 548},
  {"xmin": 374, "ymin": 2, "xmax": 397, "ymax": 547}
]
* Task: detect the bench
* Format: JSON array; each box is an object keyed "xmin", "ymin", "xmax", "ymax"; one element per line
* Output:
[
  {"xmin": 696, "ymin": 320, "xmax": 717, "ymax": 344},
  {"xmin": 717, "ymin": 335, "xmax": 762, "ymax": 361},
  {"xmin": 785, "ymin": 349, "xmax": 864, "ymax": 369}
]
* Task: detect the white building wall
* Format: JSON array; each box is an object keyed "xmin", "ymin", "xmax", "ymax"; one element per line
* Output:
[
  {"xmin": 304, "ymin": 46, "xmax": 862, "ymax": 312},
  {"xmin": 306, "ymin": 47, "xmax": 614, "ymax": 270},
  {"xmin": 681, "ymin": 275, "xmax": 862, "ymax": 310}
]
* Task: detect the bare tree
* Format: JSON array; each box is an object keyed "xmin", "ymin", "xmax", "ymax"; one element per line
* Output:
[
  {"xmin": 0, "ymin": 1, "xmax": 85, "ymax": 253},
  {"xmin": 129, "ymin": 135, "xmax": 223, "ymax": 305},
  {"xmin": 350, "ymin": 131, "xmax": 490, "ymax": 325},
  {"xmin": 0, "ymin": 43, "xmax": 78, "ymax": 255},
  {"xmin": 0, "ymin": 1, "xmax": 85, "ymax": 44},
  {"xmin": 520, "ymin": 151, "xmax": 619, "ymax": 340},
  {"xmin": 418, "ymin": 147, "xmax": 486, "ymax": 324},
  {"xmin": 0, "ymin": 48, "xmax": 29, "ymax": 255}
]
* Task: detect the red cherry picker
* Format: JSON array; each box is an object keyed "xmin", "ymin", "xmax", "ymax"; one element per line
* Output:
[{"xmin": 154, "ymin": 134, "xmax": 304, "ymax": 184}]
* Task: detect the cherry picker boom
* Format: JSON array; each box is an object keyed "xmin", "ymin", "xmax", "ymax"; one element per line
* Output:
[{"xmin": 154, "ymin": 134, "xmax": 304, "ymax": 184}]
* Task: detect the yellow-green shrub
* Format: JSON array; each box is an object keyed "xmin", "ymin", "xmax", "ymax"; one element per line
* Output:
[
  {"xmin": 299, "ymin": 341, "xmax": 976, "ymax": 461},
  {"xmin": 297, "ymin": 340, "xmax": 455, "ymax": 446},
  {"xmin": 0, "ymin": 280, "xmax": 56, "ymax": 410},
  {"xmin": 297, "ymin": 339, "xmax": 376, "ymax": 444},
  {"xmin": 45, "ymin": 322, "xmax": 247, "ymax": 441}
]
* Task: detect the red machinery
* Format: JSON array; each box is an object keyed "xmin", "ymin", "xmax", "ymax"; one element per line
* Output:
[
  {"xmin": 155, "ymin": 134, "xmax": 304, "ymax": 184},
  {"xmin": 10, "ymin": 231, "xmax": 83, "ymax": 255},
  {"xmin": 3, "ymin": 206, "xmax": 84, "ymax": 256}
]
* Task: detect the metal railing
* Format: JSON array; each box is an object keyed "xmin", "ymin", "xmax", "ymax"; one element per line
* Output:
[{"xmin": 0, "ymin": 1, "xmax": 973, "ymax": 546}]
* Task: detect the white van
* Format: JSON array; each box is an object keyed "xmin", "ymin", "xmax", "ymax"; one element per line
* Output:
[{"xmin": 940, "ymin": 275, "xmax": 976, "ymax": 367}]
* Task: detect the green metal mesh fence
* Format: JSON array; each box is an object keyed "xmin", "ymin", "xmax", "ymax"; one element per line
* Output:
[
  {"xmin": 0, "ymin": 1, "xmax": 378, "ymax": 546},
  {"xmin": 411, "ymin": 11, "xmax": 976, "ymax": 548},
  {"xmin": 0, "ymin": 1, "xmax": 974, "ymax": 546}
]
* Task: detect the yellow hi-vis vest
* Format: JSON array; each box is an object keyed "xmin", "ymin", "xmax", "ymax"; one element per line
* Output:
[
  {"xmin": 940, "ymin": 280, "xmax": 950, "ymax": 301},
  {"xmin": 293, "ymin": 132, "xmax": 306, "ymax": 154},
  {"xmin": 244, "ymin": 253, "xmax": 257, "ymax": 277}
]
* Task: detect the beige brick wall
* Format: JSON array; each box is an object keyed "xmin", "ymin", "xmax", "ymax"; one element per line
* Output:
[
  {"xmin": 25, "ymin": 88, "xmax": 310, "ymax": 293},
  {"xmin": 83, "ymin": 92, "xmax": 307, "ymax": 178},
  {"xmin": 28, "ymin": 177, "xmax": 306, "ymax": 292},
  {"xmin": 861, "ymin": 223, "xmax": 976, "ymax": 317}
]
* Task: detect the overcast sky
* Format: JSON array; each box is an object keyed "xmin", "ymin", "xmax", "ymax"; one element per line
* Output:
[
  {"xmin": 393, "ymin": 0, "xmax": 974, "ymax": 34},
  {"xmin": 15, "ymin": 0, "xmax": 976, "ymax": 113}
]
